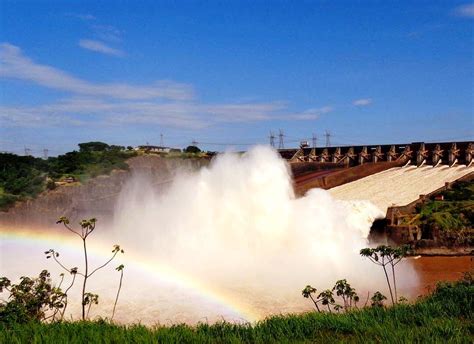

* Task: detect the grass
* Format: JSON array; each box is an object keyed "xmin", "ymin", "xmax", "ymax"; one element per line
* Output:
[
  {"xmin": 417, "ymin": 181, "xmax": 474, "ymax": 231},
  {"xmin": 397, "ymin": 180, "xmax": 474, "ymax": 245},
  {"xmin": 1, "ymin": 278, "xmax": 472, "ymax": 343}
]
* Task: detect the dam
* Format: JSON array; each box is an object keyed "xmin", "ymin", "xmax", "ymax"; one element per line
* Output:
[
  {"xmin": 280, "ymin": 141, "xmax": 473, "ymax": 167},
  {"xmin": 288, "ymin": 140, "xmax": 473, "ymax": 198}
]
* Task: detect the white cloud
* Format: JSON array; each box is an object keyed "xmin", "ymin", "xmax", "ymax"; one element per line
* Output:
[
  {"xmin": 0, "ymin": 43, "xmax": 193, "ymax": 100},
  {"xmin": 453, "ymin": 3, "xmax": 474, "ymax": 17},
  {"xmin": 91, "ymin": 24, "xmax": 123, "ymax": 43},
  {"xmin": 353, "ymin": 98, "xmax": 373, "ymax": 106},
  {"xmin": 285, "ymin": 106, "xmax": 334, "ymax": 120},
  {"xmin": 0, "ymin": 97, "xmax": 332, "ymax": 130},
  {"xmin": 79, "ymin": 39, "xmax": 124, "ymax": 57},
  {"xmin": 0, "ymin": 43, "xmax": 333, "ymax": 131},
  {"xmin": 66, "ymin": 13, "xmax": 96, "ymax": 21}
]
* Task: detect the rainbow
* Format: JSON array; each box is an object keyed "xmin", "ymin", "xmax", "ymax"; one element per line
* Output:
[{"xmin": 0, "ymin": 226, "xmax": 261, "ymax": 323}]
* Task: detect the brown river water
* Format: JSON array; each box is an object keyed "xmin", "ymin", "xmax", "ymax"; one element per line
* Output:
[{"xmin": 410, "ymin": 256, "xmax": 473, "ymax": 296}]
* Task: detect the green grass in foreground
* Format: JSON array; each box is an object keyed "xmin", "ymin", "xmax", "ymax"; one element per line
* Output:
[{"xmin": 1, "ymin": 277, "xmax": 473, "ymax": 344}]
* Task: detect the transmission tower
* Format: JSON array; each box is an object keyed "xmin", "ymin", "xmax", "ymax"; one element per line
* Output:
[
  {"xmin": 160, "ymin": 133, "xmax": 164, "ymax": 146},
  {"xmin": 24, "ymin": 147, "xmax": 31, "ymax": 156},
  {"xmin": 43, "ymin": 149, "xmax": 49, "ymax": 159},
  {"xmin": 269, "ymin": 131, "xmax": 275, "ymax": 147},
  {"xmin": 312, "ymin": 133, "xmax": 317, "ymax": 148},
  {"xmin": 324, "ymin": 130, "xmax": 331, "ymax": 147},
  {"xmin": 278, "ymin": 129, "xmax": 284, "ymax": 149}
]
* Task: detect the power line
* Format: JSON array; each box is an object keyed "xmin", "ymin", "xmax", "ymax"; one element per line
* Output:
[
  {"xmin": 269, "ymin": 131, "xmax": 275, "ymax": 147},
  {"xmin": 278, "ymin": 129, "xmax": 284, "ymax": 149},
  {"xmin": 312, "ymin": 133, "xmax": 317, "ymax": 148},
  {"xmin": 324, "ymin": 130, "xmax": 331, "ymax": 147},
  {"xmin": 191, "ymin": 141, "xmax": 261, "ymax": 146}
]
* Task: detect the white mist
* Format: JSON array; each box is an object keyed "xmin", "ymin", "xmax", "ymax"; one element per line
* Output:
[{"xmin": 111, "ymin": 146, "xmax": 418, "ymax": 320}]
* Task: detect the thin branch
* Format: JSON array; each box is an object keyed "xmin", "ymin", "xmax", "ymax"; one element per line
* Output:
[
  {"xmin": 84, "ymin": 223, "xmax": 96, "ymax": 239},
  {"xmin": 308, "ymin": 294, "xmax": 321, "ymax": 312},
  {"xmin": 63, "ymin": 223, "xmax": 83, "ymax": 239},
  {"xmin": 61, "ymin": 273, "xmax": 77, "ymax": 320},
  {"xmin": 382, "ymin": 265, "xmax": 395, "ymax": 305},
  {"xmin": 366, "ymin": 256, "xmax": 383, "ymax": 266},
  {"xmin": 88, "ymin": 251, "xmax": 118, "ymax": 278},
  {"xmin": 363, "ymin": 291, "xmax": 370, "ymax": 308},
  {"xmin": 57, "ymin": 274, "xmax": 65, "ymax": 289},
  {"xmin": 111, "ymin": 269, "xmax": 124, "ymax": 321},
  {"xmin": 393, "ymin": 257, "xmax": 404, "ymax": 266},
  {"xmin": 51, "ymin": 254, "xmax": 84, "ymax": 277},
  {"xmin": 87, "ymin": 302, "xmax": 92, "ymax": 319}
]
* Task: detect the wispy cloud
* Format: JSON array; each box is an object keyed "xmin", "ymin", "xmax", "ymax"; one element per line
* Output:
[
  {"xmin": 453, "ymin": 3, "xmax": 474, "ymax": 18},
  {"xmin": 353, "ymin": 98, "xmax": 372, "ymax": 106},
  {"xmin": 79, "ymin": 39, "xmax": 124, "ymax": 57},
  {"xmin": 0, "ymin": 43, "xmax": 193, "ymax": 100},
  {"xmin": 91, "ymin": 24, "xmax": 123, "ymax": 43},
  {"xmin": 0, "ymin": 43, "xmax": 332, "ymax": 131},
  {"xmin": 0, "ymin": 98, "xmax": 331, "ymax": 130},
  {"xmin": 66, "ymin": 13, "xmax": 96, "ymax": 21},
  {"xmin": 287, "ymin": 106, "xmax": 333, "ymax": 120}
]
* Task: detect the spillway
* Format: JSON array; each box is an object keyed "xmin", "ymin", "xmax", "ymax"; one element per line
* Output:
[{"xmin": 329, "ymin": 165, "xmax": 474, "ymax": 213}]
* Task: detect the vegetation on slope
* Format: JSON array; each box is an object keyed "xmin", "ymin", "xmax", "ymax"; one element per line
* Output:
[
  {"xmin": 403, "ymin": 180, "xmax": 474, "ymax": 246},
  {"xmin": 0, "ymin": 142, "xmax": 137, "ymax": 211},
  {"xmin": 1, "ymin": 275, "xmax": 472, "ymax": 343},
  {"xmin": 419, "ymin": 181, "xmax": 474, "ymax": 228}
]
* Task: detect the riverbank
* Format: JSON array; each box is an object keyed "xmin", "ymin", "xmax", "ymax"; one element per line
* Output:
[
  {"xmin": 410, "ymin": 247, "xmax": 473, "ymax": 256},
  {"xmin": 1, "ymin": 276, "xmax": 472, "ymax": 343}
]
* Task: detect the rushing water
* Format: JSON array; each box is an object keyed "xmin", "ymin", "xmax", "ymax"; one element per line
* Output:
[
  {"xmin": 0, "ymin": 146, "xmax": 471, "ymax": 324},
  {"xmin": 330, "ymin": 164, "xmax": 474, "ymax": 213}
]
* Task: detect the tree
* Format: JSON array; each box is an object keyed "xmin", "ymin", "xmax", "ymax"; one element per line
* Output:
[
  {"xmin": 0, "ymin": 270, "xmax": 65, "ymax": 323},
  {"xmin": 109, "ymin": 145, "xmax": 125, "ymax": 151},
  {"xmin": 52, "ymin": 217, "xmax": 124, "ymax": 320},
  {"xmin": 360, "ymin": 245, "xmax": 409, "ymax": 305},
  {"xmin": 370, "ymin": 291, "xmax": 387, "ymax": 307},
  {"xmin": 302, "ymin": 286, "xmax": 336, "ymax": 313},
  {"xmin": 317, "ymin": 289, "xmax": 336, "ymax": 313},
  {"xmin": 78, "ymin": 142, "xmax": 110, "ymax": 152},
  {"xmin": 332, "ymin": 279, "xmax": 359, "ymax": 310},
  {"xmin": 184, "ymin": 145, "xmax": 201, "ymax": 154},
  {"xmin": 302, "ymin": 285, "xmax": 321, "ymax": 312}
]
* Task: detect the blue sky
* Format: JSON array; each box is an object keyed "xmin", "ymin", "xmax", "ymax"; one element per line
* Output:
[{"xmin": 0, "ymin": 1, "xmax": 473, "ymax": 155}]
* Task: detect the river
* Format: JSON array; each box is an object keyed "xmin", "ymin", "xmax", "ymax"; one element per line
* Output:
[{"xmin": 409, "ymin": 256, "xmax": 472, "ymax": 296}]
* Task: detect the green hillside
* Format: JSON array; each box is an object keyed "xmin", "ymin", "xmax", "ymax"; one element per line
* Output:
[{"xmin": 0, "ymin": 142, "xmax": 136, "ymax": 211}]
